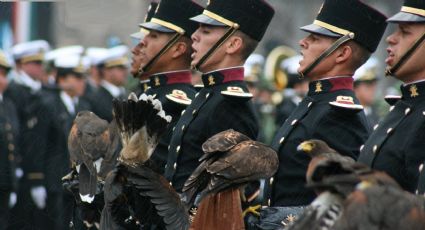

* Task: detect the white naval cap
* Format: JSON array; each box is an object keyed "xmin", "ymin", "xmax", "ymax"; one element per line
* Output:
[
  {"xmin": 0, "ymin": 50, "xmax": 12, "ymax": 70},
  {"xmin": 86, "ymin": 47, "xmax": 109, "ymax": 66},
  {"xmin": 55, "ymin": 55, "xmax": 90, "ymax": 74},
  {"xmin": 353, "ymin": 57, "xmax": 380, "ymax": 82},
  {"xmin": 100, "ymin": 45, "xmax": 129, "ymax": 68},
  {"xmin": 11, "ymin": 40, "xmax": 50, "ymax": 63},
  {"xmin": 45, "ymin": 45, "xmax": 84, "ymax": 63},
  {"xmin": 280, "ymin": 55, "xmax": 302, "ymax": 75},
  {"xmin": 244, "ymin": 54, "xmax": 265, "ymax": 82}
]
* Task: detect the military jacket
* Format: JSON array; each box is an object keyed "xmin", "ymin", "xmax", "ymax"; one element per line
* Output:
[
  {"xmin": 0, "ymin": 97, "xmax": 19, "ymax": 190},
  {"xmin": 358, "ymin": 80, "xmax": 425, "ymax": 193},
  {"xmin": 271, "ymin": 77, "xmax": 370, "ymax": 206},
  {"xmin": 164, "ymin": 67, "xmax": 259, "ymax": 192},
  {"xmin": 145, "ymin": 70, "xmax": 196, "ymax": 174},
  {"xmin": 5, "ymin": 82, "xmax": 48, "ymax": 187}
]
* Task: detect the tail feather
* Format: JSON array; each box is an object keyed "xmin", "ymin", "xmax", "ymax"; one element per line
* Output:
[
  {"xmin": 78, "ymin": 164, "xmax": 97, "ymax": 203},
  {"xmin": 190, "ymin": 188, "xmax": 244, "ymax": 230}
]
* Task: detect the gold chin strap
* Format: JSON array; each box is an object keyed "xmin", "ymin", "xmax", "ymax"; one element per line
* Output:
[
  {"xmin": 138, "ymin": 32, "xmax": 183, "ymax": 76},
  {"xmin": 298, "ymin": 32, "xmax": 355, "ymax": 79},
  {"xmin": 385, "ymin": 30, "xmax": 425, "ymax": 77},
  {"xmin": 193, "ymin": 24, "xmax": 240, "ymax": 71}
]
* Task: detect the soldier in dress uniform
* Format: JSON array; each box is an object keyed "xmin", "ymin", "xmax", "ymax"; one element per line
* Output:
[
  {"xmin": 130, "ymin": 1, "xmax": 159, "ymax": 95},
  {"xmin": 164, "ymin": 0, "xmax": 274, "ymax": 193},
  {"xmin": 0, "ymin": 51, "xmax": 18, "ymax": 230},
  {"xmin": 353, "ymin": 57, "xmax": 381, "ymax": 126},
  {"xmin": 259, "ymin": 0, "xmax": 388, "ymax": 228},
  {"xmin": 89, "ymin": 45, "xmax": 129, "ymax": 122},
  {"xmin": 358, "ymin": 0, "xmax": 425, "ymax": 194},
  {"xmin": 6, "ymin": 40, "xmax": 51, "ymax": 230},
  {"xmin": 39, "ymin": 54, "xmax": 91, "ymax": 229},
  {"xmin": 135, "ymin": 0, "xmax": 203, "ymax": 174}
]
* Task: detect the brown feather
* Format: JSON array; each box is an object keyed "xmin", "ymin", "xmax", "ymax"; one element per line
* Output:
[{"xmin": 190, "ymin": 188, "xmax": 244, "ymax": 230}]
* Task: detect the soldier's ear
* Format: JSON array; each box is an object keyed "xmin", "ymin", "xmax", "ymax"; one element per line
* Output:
[
  {"xmin": 171, "ymin": 41, "xmax": 188, "ymax": 59},
  {"xmin": 335, "ymin": 45, "xmax": 352, "ymax": 64},
  {"xmin": 225, "ymin": 35, "xmax": 243, "ymax": 55}
]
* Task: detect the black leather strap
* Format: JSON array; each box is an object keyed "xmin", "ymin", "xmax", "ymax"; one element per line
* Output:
[
  {"xmin": 138, "ymin": 32, "xmax": 183, "ymax": 75},
  {"xmin": 385, "ymin": 31, "xmax": 425, "ymax": 77},
  {"xmin": 299, "ymin": 33, "xmax": 355, "ymax": 79},
  {"xmin": 194, "ymin": 26, "xmax": 239, "ymax": 71}
]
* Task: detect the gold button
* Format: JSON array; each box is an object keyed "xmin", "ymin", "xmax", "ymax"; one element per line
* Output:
[
  {"xmin": 291, "ymin": 120, "xmax": 297, "ymax": 126},
  {"xmin": 419, "ymin": 164, "xmax": 424, "ymax": 172},
  {"xmin": 169, "ymin": 182, "xmax": 173, "ymax": 186},
  {"xmin": 181, "ymin": 110, "xmax": 186, "ymax": 115},
  {"xmin": 165, "ymin": 164, "xmax": 168, "ymax": 169},
  {"xmin": 181, "ymin": 125, "xmax": 185, "ymax": 131},
  {"xmin": 173, "ymin": 163, "xmax": 177, "ymax": 169},
  {"xmin": 373, "ymin": 124, "xmax": 379, "ymax": 130},
  {"xmin": 173, "ymin": 126, "xmax": 176, "ymax": 131},
  {"xmin": 387, "ymin": 128, "xmax": 393, "ymax": 134},
  {"xmin": 405, "ymin": 108, "xmax": 411, "ymax": 115},
  {"xmin": 8, "ymin": 144, "xmax": 14, "ymax": 151},
  {"xmin": 270, "ymin": 177, "xmax": 274, "ymax": 185},
  {"xmin": 360, "ymin": 145, "xmax": 364, "ymax": 151},
  {"xmin": 195, "ymin": 93, "xmax": 199, "ymax": 97},
  {"xmin": 423, "ymin": 111, "xmax": 425, "ymax": 116},
  {"xmin": 192, "ymin": 110, "xmax": 197, "ymax": 115},
  {"xmin": 176, "ymin": 146, "xmax": 181, "ymax": 153},
  {"xmin": 206, "ymin": 93, "xmax": 210, "ymax": 98},
  {"xmin": 389, "ymin": 106, "xmax": 395, "ymax": 112},
  {"xmin": 373, "ymin": 145, "xmax": 377, "ymax": 153},
  {"xmin": 279, "ymin": 137, "xmax": 285, "ymax": 144},
  {"xmin": 268, "ymin": 199, "xmax": 271, "ymax": 206},
  {"xmin": 308, "ymin": 102, "xmax": 313, "ymax": 108},
  {"xmin": 168, "ymin": 145, "xmax": 171, "ymax": 150}
]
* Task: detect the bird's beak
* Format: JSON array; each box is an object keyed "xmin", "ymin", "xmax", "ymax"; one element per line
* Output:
[
  {"xmin": 355, "ymin": 180, "xmax": 373, "ymax": 191},
  {"xmin": 297, "ymin": 141, "xmax": 313, "ymax": 153}
]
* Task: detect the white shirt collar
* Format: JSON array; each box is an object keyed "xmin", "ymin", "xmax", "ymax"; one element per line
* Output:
[
  {"xmin": 204, "ymin": 66, "xmax": 244, "ymax": 75},
  {"xmin": 12, "ymin": 70, "xmax": 42, "ymax": 92},
  {"xmin": 60, "ymin": 91, "xmax": 78, "ymax": 114},
  {"xmin": 403, "ymin": 79, "xmax": 425, "ymax": 86},
  {"xmin": 101, "ymin": 80, "xmax": 124, "ymax": 98}
]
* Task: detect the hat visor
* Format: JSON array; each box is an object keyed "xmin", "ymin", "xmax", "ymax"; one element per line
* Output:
[
  {"xmin": 300, "ymin": 24, "xmax": 341, "ymax": 38},
  {"xmin": 387, "ymin": 11, "xmax": 425, "ymax": 23},
  {"xmin": 139, "ymin": 21, "xmax": 175, "ymax": 33},
  {"xmin": 190, "ymin": 14, "xmax": 227, "ymax": 27}
]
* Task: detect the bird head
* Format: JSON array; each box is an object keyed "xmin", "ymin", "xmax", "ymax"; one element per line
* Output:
[
  {"xmin": 297, "ymin": 139, "xmax": 336, "ymax": 158},
  {"xmin": 297, "ymin": 140, "xmax": 316, "ymax": 154}
]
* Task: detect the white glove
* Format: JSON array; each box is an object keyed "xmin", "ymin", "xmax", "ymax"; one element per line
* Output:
[
  {"xmin": 30, "ymin": 186, "xmax": 47, "ymax": 209},
  {"xmin": 15, "ymin": 168, "xmax": 23, "ymax": 179},
  {"xmin": 9, "ymin": 192, "xmax": 17, "ymax": 208}
]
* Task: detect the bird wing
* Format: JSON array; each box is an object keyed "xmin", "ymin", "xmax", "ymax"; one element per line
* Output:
[
  {"xmin": 98, "ymin": 120, "xmax": 121, "ymax": 179},
  {"xmin": 126, "ymin": 165, "xmax": 190, "ymax": 230},
  {"xmin": 205, "ymin": 140, "xmax": 279, "ymax": 195},
  {"xmin": 200, "ymin": 129, "xmax": 251, "ymax": 161},
  {"xmin": 68, "ymin": 121, "xmax": 83, "ymax": 165}
]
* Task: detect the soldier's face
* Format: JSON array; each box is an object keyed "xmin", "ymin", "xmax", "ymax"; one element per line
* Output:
[
  {"xmin": 58, "ymin": 74, "xmax": 86, "ymax": 97},
  {"xmin": 130, "ymin": 42, "xmax": 144, "ymax": 77},
  {"xmin": 298, "ymin": 33, "xmax": 337, "ymax": 79},
  {"xmin": 139, "ymin": 30, "xmax": 174, "ymax": 74},
  {"xmin": 386, "ymin": 23, "xmax": 425, "ymax": 82},
  {"xmin": 191, "ymin": 24, "xmax": 227, "ymax": 72},
  {"xmin": 21, "ymin": 61, "xmax": 45, "ymax": 81},
  {"xmin": 0, "ymin": 68, "xmax": 8, "ymax": 93},
  {"xmin": 105, "ymin": 66, "xmax": 128, "ymax": 86}
]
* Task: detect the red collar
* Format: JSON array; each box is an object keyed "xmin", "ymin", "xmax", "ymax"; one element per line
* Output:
[
  {"xmin": 201, "ymin": 67, "xmax": 244, "ymax": 87},
  {"xmin": 149, "ymin": 70, "xmax": 192, "ymax": 87},
  {"xmin": 308, "ymin": 77, "xmax": 353, "ymax": 96}
]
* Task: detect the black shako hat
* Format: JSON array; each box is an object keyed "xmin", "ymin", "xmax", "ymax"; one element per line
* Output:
[
  {"xmin": 140, "ymin": 0, "xmax": 203, "ymax": 37},
  {"xmin": 131, "ymin": 1, "xmax": 159, "ymax": 39},
  {"xmin": 190, "ymin": 0, "xmax": 275, "ymax": 41},
  {"xmin": 387, "ymin": 0, "xmax": 425, "ymax": 23},
  {"xmin": 300, "ymin": 0, "xmax": 388, "ymax": 52}
]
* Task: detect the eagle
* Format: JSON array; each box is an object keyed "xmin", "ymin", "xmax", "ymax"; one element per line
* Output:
[
  {"xmin": 182, "ymin": 129, "xmax": 279, "ymax": 230},
  {"xmin": 100, "ymin": 93, "xmax": 190, "ymax": 230},
  {"xmin": 66, "ymin": 110, "xmax": 120, "ymax": 204},
  {"xmin": 287, "ymin": 139, "xmax": 403, "ymax": 230}
]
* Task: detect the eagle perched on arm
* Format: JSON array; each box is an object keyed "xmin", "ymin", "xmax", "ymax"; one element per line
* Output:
[
  {"xmin": 100, "ymin": 93, "xmax": 190, "ymax": 230},
  {"xmin": 182, "ymin": 129, "xmax": 279, "ymax": 230}
]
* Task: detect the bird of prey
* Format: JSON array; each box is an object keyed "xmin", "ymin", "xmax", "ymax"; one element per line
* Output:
[
  {"xmin": 182, "ymin": 129, "xmax": 279, "ymax": 230},
  {"xmin": 287, "ymin": 139, "xmax": 402, "ymax": 230},
  {"xmin": 100, "ymin": 93, "xmax": 190, "ymax": 230},
  {"xmin": 67, "ymin": 110, "xmax": 120, "ymax": 203}
]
